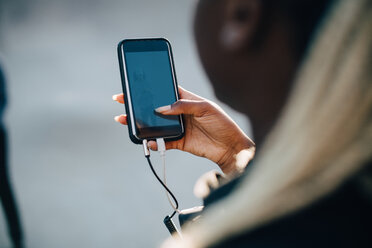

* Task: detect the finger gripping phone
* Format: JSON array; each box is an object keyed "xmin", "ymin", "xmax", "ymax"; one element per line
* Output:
[{"xmin": 117, "ymin": 38, "xmax": 184, "ymax": 144}]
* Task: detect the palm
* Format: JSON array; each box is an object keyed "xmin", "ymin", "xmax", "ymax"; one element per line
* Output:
[{"xmin": 186, "ymin": 117, "xmax": 234, "ymax": 163}]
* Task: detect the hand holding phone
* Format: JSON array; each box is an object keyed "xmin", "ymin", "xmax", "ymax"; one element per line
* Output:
[{"xmin": 114, "ymin": 85, "xmax": 255, "ymax": 175}]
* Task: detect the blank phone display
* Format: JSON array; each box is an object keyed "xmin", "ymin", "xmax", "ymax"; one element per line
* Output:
[{"xmin": 123, "ymin": 44, "xmax": 182, "ymax": 139}]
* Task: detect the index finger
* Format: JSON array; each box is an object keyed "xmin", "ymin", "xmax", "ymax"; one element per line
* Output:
[
  {"xmin": 178, "ymin": 86, "xmax": 204, "ymax": 101},
  {"xmin": 112, "ymin": 93, "xmax": 125, "ymax": 104}
]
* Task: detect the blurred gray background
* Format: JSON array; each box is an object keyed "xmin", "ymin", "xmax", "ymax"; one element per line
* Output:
[{"xmin": 0, "ymin": 0, "xmax": 250, "ymax": 247}]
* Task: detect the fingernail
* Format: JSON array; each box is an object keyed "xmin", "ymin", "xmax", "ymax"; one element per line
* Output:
[
  {"xmin": 114, "ymin": 116, "xmax": 120, "ymax": 122},
  {"xmin": 155, "ymin": 105, "xmax": 171, "ymax": 113},
  {"xmin": 112, "ymin": 94, "xmax": 118, "ymax": 101}
]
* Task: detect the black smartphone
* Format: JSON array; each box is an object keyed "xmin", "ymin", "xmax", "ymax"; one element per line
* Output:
[{"xmin": 117, "ymin": 38, "xmax": 184, "ymax": 144}]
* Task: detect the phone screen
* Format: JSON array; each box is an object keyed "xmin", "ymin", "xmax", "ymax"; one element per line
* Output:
[{"xmin": 121, "ymin": 39, "xmax": 183, "ymax": 140}]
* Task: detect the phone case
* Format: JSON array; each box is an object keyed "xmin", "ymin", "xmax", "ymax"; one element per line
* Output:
[
  {"xmin": 117, "ymin": 40, "xmax": 141, "ymax": 144},
  {"xmin": 117, "ymin": 38, "xmax": 184, "ymax": 145}
]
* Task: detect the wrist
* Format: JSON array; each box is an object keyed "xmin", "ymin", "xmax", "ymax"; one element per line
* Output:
[{"xmin": 218, "ymin": 137, "xmax": 255, "ymax": 175}]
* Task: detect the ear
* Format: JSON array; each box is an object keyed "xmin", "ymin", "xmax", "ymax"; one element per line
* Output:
[{"xmin": 220, "ymin": 0, "xmax": 262, "ymax": 51}]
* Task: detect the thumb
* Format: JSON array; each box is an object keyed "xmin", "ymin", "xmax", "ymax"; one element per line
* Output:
[{"xmin": 155, "ymin": 99, "xmax": 210, "ymax": 116}]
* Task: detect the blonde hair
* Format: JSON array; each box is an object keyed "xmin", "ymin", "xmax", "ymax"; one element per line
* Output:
[{"xmin": 169, "ymin": 0, "xmax": 372, "ymax": 246}]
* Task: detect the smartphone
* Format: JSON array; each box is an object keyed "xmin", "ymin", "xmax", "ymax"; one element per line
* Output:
[{"xmin": 117, "ymin": 38, "xmax": 184, "ymax": 144}]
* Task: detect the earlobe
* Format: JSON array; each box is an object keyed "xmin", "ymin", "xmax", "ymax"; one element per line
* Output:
[{"xmin": 219, "ymin": 0, "xmax": 261, "ymax": 51}]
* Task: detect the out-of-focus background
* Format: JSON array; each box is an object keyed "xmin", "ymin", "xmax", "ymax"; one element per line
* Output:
[{"xmin": 0, "ymin": 0, "xmax": 250, "ymax": 247}]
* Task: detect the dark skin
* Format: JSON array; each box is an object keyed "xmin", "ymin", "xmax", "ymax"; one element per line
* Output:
[
  {"xmin": 193, "ymin": 0, "xmax": 298, "ymax": 145},
  {"xmin": 114, "ymin": 0, "xmax": 321, "ymax": 174}
]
